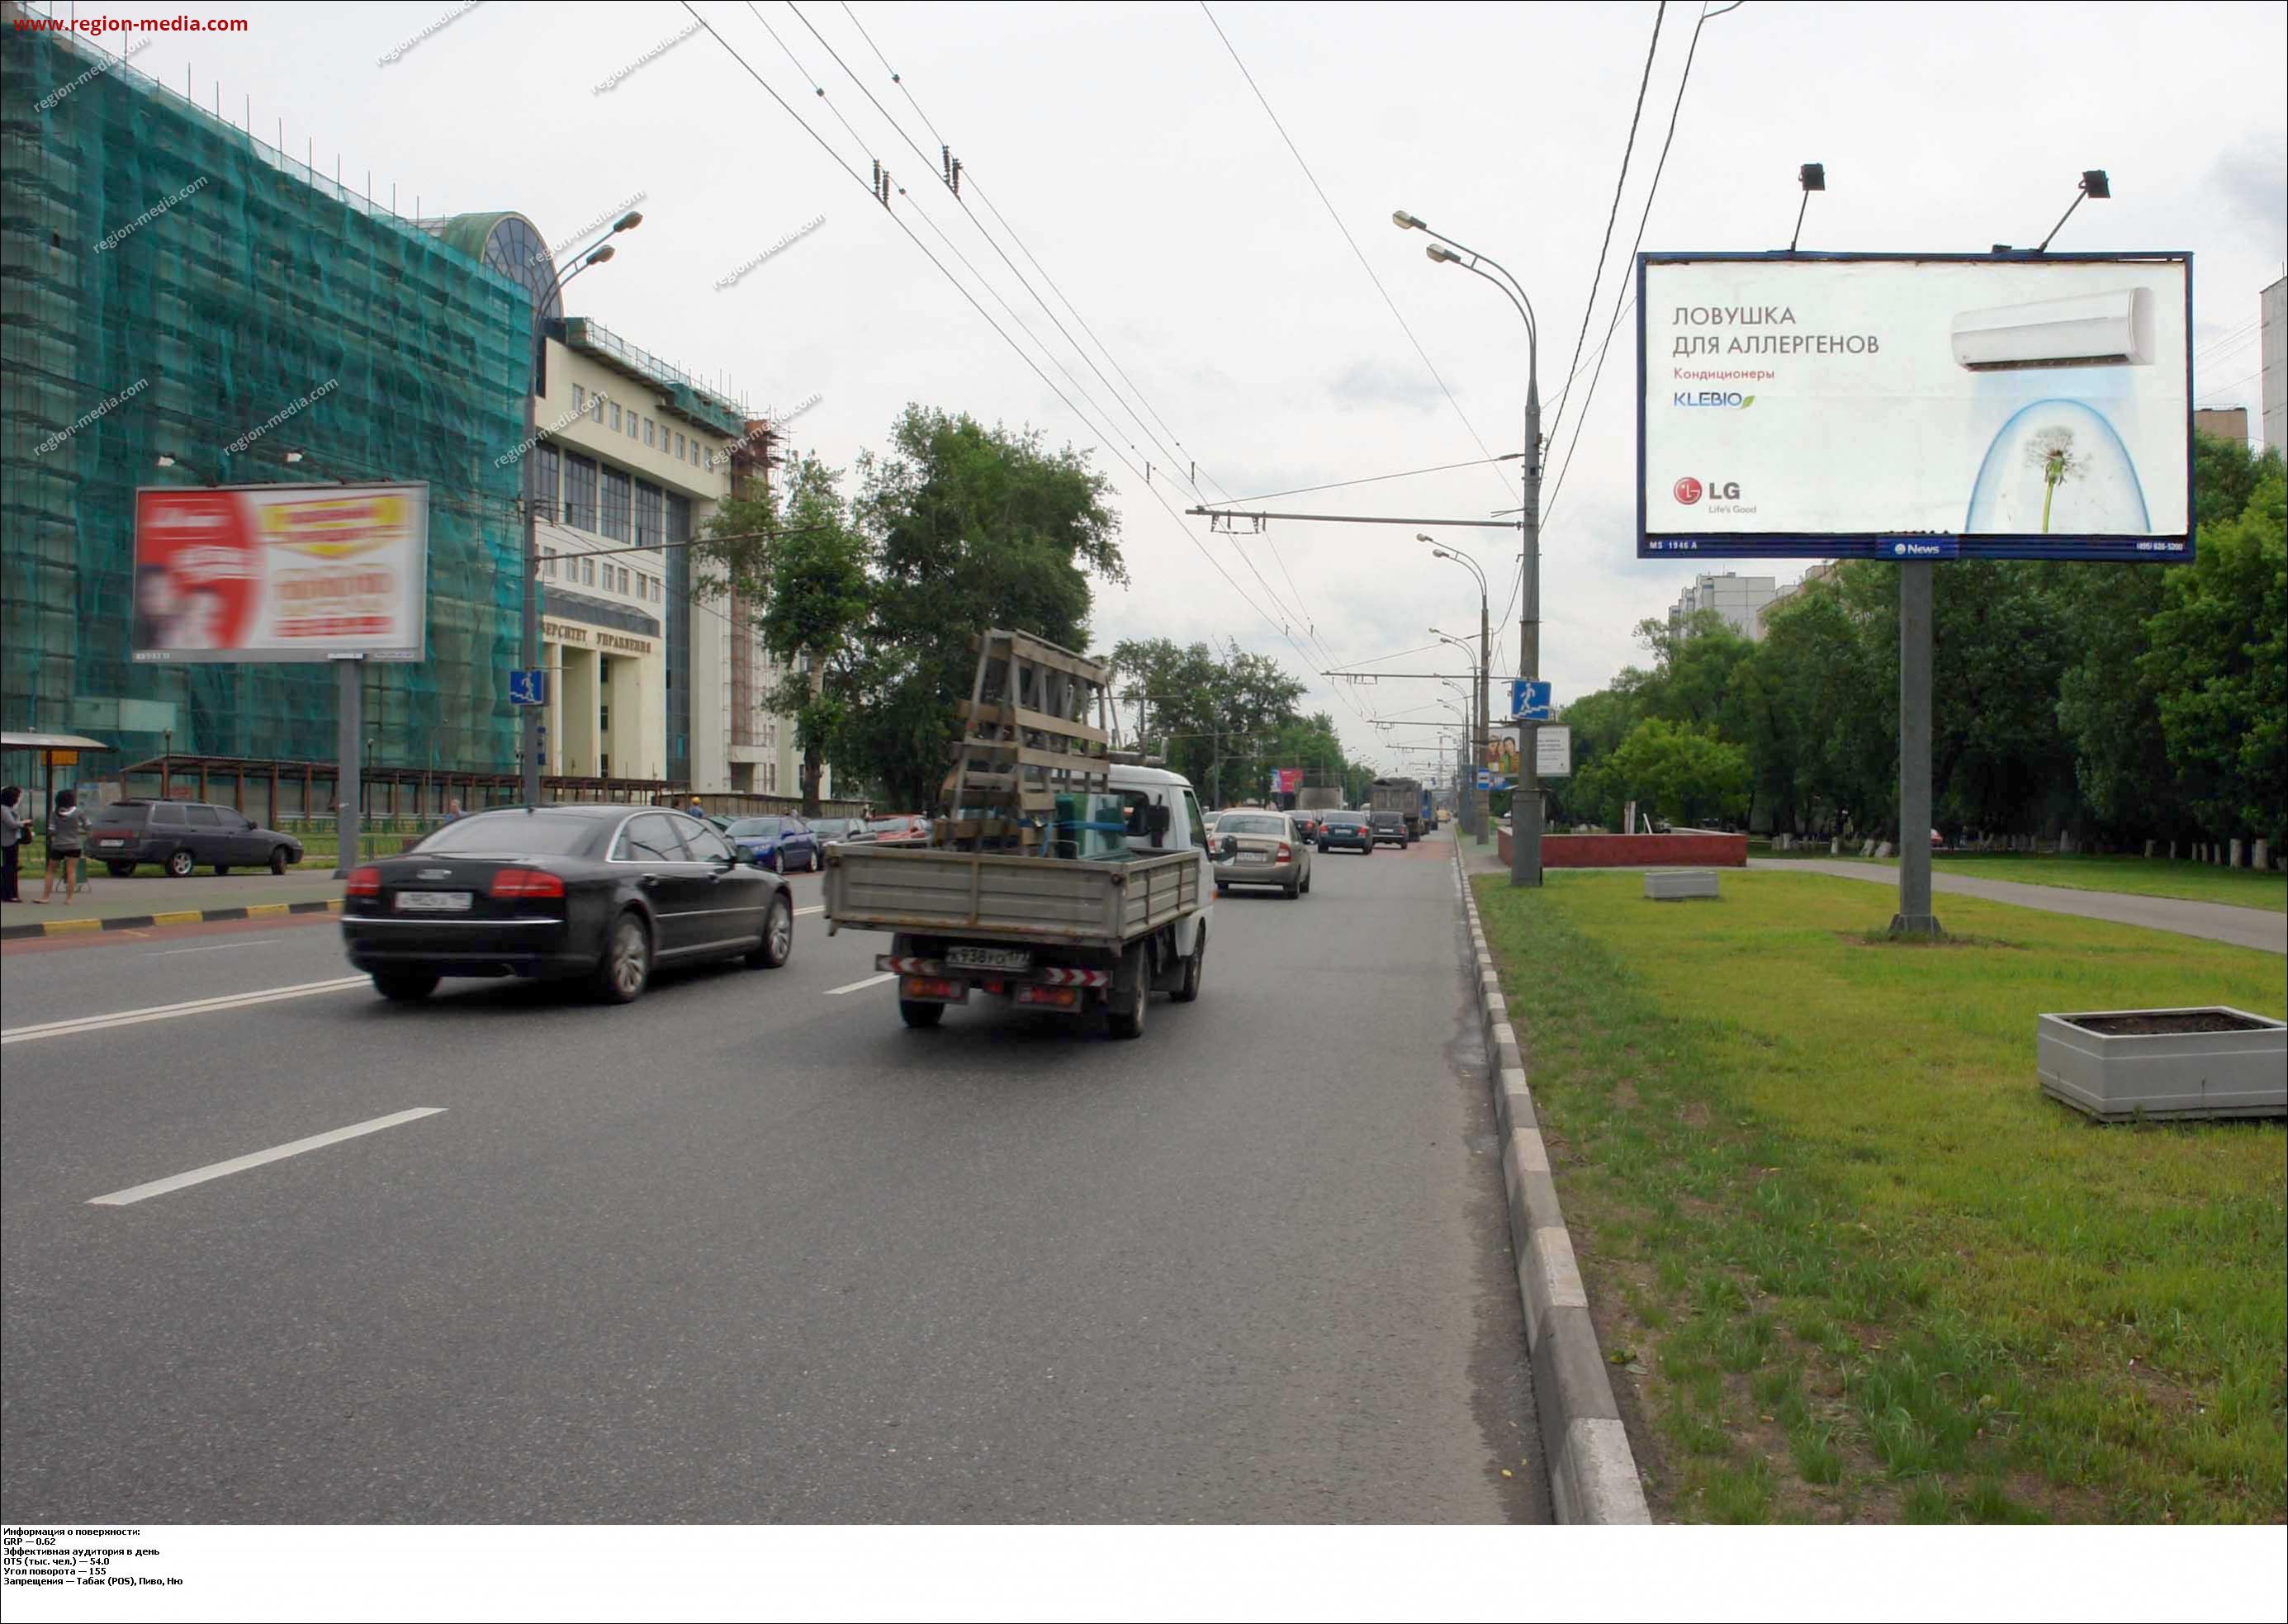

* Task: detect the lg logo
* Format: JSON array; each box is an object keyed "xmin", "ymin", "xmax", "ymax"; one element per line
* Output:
[
  {"xmin": 1673, "ymin": 477, "xmax": 1741, "ymax": 504},
  {"xmin": 1673, "ymin": 476, "xmax": 1702, "ymax": 504}
]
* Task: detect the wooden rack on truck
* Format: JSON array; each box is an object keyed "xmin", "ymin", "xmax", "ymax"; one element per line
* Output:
[{"xmin": 936, "ymin": 628, "xmax": 1116, "ymax": 855}]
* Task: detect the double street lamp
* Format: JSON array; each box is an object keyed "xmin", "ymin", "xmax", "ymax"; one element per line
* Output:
[
  {"xmin": 1420, "ymin": 533, "xmax": 1490, "ymax": 846},
  {"xmin": 521, "ymin": 211, "xmax": 642, "ymax": 807},
  {"xmin": 1394, "ymin": 208, "xmax": 1543, "ymax": 886}
]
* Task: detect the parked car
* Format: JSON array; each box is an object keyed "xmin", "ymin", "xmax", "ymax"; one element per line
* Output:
[
  {"xmin": 724, "ymin": 815, "xmax": 822, "ymax": 874},
  {"xmin": 1315, "ymin": 812, "xmax": 1375, "ymax": 854},
  {"xmin": 810, "ymin": 816, "xmax": 867, "ymax": 845},
  {"xmin": 86, "ymin": 798, "xmax": 306, "ymax": 877},
  {"xmin": 864, "ymin": 813, "xmax": 931, "ymax": 848},
  {"xmin": 1368, "ymin": 810, "xmax": 1411, "ymax": 848},
  {"xmin": 341, "ymin": 805, "xmax": 793, "ymax": 1004},
  {"xmin": 1212, "ymin": 810, "xmax": 1312, "ymax": 898}
]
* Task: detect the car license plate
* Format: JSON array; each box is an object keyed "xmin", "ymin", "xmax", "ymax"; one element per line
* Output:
[
  {"xmin": 1238, "ymin": 851, "xmax": 1270, "ymax": 864},
  {"xmin": 947, "ymin": 945, "xmax": 1031, "ymax": 972},
  {"xmin": 99, "ymin": 838, "xmax": 128, "ymax": 847},
  {"xmin": 395, "ymin": 891, "xmax": 472, "ymax": 912}
]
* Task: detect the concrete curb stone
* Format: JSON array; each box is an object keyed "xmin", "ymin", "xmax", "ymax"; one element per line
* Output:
[
  {"xmin": 0, "ymin": 897, "xmax": 341, "ymax": 942},
  {"xmin": 1456, "ymin": 844, "xmax": 1651, "ymax": 1524}
]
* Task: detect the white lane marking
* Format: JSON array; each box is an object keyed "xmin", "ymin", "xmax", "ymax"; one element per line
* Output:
[
  {"xmin": 147, "ymin": 937, "xmax": 282, "ymax": 956},
  {"xmin": 0, "ymin": 975, "xmax": 369, "ymax": 1047},
  {"xmin": 87, "ymin": 1108, "xmax": 447, "ymax": 1207},
  {"xmin": 824, "ymin": 971, "xmax": 897, "ymax": 996},
  {"xmin": 794, "ymin": 905, "xmax": 824, "ymax": 916}
]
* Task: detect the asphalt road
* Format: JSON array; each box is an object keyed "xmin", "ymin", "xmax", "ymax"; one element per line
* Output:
[{"xmin": 1, "ymin": 832, "xmax": 1546, "ymax": 1523}]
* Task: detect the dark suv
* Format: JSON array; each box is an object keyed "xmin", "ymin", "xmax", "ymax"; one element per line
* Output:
[
  {"xmin": 86, "ymin": 799, "xmax": 306, "ymax": 877},
  {"xmin": 1368, "ymin": 810, "xmax": 1411, "ymax": 848}
]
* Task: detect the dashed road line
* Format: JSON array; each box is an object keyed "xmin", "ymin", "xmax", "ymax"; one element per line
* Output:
[{"xmin": 87, "ymin": 1108, "xmax": 448, "ymax": 1206}]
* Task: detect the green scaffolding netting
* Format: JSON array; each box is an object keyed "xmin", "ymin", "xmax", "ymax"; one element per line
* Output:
[{"xmin": 2, "ymin": 27, "xmax": 530, "ymax": 774}]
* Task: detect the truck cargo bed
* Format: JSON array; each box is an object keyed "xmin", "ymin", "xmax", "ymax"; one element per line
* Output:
[{"xmin": 825, "ymin": 845, "xmax": 1200, "ymax": 948}]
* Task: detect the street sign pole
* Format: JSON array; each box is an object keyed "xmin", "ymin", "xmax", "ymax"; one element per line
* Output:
[{"xmin": 1891, "ymin": 561, "xmax": 1943, "ymax": 935}]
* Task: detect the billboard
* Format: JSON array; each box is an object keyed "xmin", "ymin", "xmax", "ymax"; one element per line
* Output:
[
  {"xmin": 1638, "ymin": 253, "xmax": 2192, "ymax": 561},
  {"xmin": 133, "ymin": 483, "xmax": 429, "ymax": 662}
]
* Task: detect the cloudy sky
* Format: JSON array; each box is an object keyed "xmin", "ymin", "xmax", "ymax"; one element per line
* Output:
[{"xmin": 49, "ymin": 0, "xmax": 2287, "ymax": 774}]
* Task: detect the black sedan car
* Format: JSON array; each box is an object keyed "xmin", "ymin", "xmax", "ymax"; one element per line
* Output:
[
  {"xmin": 341, "ymin": 805, "xmax": 793, "ymax": 1004},
  {"xmin": 1315, "ymin": 811, "xmax": 1376, "ymax": 854}
]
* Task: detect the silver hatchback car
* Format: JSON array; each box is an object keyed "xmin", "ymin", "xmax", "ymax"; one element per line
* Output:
[{"xmin": 1211, "ymin": 810, "xmax": 1313, "ymax": 898}]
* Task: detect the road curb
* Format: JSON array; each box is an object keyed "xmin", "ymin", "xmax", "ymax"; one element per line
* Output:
[
  {"xmin": 1457, "ymin": 846, "xmax": 1651, "ymax": 1525},
  {"xmin": 1, "ymin": 897, "xmax": 341, "ymax": 941}
]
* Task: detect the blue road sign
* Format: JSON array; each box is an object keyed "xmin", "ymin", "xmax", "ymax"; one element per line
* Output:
[
  {"xmin": 1476, "ymin": 769, "xmax": 1493, "ymax": 790},
  {"xmin": 1511, "ymin": 679, "xmax": 1552, "ymax": 720},
  {"xmin": 509, "ymin": 669, "xmax": 547, "ymax": 706}
]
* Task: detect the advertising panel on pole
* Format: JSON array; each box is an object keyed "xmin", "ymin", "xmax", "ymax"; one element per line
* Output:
[
  {"xmin": 1637, "ymin": 253, "xmax": 2192, "ymax": 561},
  {"xmin": 1485, "ymin": 726, "xmax": 1519, "ymax": 788},
  {"xmin": 132, "ymin": 483, "xmax": 429, "ymax": 662},
  {"xmin": 1535, "ymin": 725, "xmax": 1572, "ymax": 778}
]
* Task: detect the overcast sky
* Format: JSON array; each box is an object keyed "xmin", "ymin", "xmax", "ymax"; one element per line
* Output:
[{"xmin": 52, "ymin": 0, "xmax": 2287, "ymax": 774}]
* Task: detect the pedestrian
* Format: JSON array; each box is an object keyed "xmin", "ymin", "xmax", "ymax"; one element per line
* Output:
[
  {"xmin": 443, "ymin": 798, "xmax": 464, "ymax": 824},
  {"xmin": 0, "ymin": 785, "xmax": 24, "ymax": 902},
  {"xmin": 36, "ymin": 788, "xmax": 90, "ymax": 905},
  {"xmin": 687, "ymin": 795, "xmax": 704, "ymax": 820}
]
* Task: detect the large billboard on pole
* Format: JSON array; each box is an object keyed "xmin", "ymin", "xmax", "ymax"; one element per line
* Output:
[
  {"xmin": 132, "ymin": 483, "xmax": 429, "ymax": 661},
  {"xmin": 1637, "ymin": 253, "xmax": 2192, "ymax": 561}
]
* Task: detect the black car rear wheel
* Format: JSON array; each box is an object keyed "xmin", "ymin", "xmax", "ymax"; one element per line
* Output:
[
  {"xmin": 166, "ymin": 849, "xmax": 195, "ymax": 877},
  {"xmin": 592, "ymin": 911, "xmax": 651, "ymax": 1004},
  {"xmin": 746, "ymin": 894, "xmax": 793, "ymax": 969},
  {"xmin": 372, "ymin": 971, "xmax": 439, "ymax": 1002}
]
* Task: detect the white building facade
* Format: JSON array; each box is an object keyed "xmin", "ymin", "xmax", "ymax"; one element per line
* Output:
[
  {"xmin": 2261, "ymin": 275, "xmax": 2285, "ymax": 457},
  {"xmin": 1669, "ymin": 571, "xmax": 1779, "ymax": 641}
]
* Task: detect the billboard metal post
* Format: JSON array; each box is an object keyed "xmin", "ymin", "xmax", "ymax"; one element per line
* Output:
[
  {"xmin": 334, "ymin": 655, "xmax": 362, "ymax": 879},
  {"xmin": 1891, "ymin": 564, "xmax": 1941, "ymax": 935}
]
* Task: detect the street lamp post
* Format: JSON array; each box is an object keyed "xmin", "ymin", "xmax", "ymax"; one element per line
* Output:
[
  {"xmin": 1395, "ymin": 210, "xmax": 1542, "ymax": 886},
  {"xmin": 521, "ymin": 212, "xmax": 641, "ymax": 808},
  {"xmin": 1431, "ymin": 636, "xmax": 1479, "ymax": 836},
  {"xmin": 1421, "ymin": 533, "xmax": 1490, "ymax": 847}
]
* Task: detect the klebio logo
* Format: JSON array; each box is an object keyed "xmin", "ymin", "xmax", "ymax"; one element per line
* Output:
[
  {"xmin": 1673, "ymin": 477, "xmax": 1703, "ymax": 504},
  {"xmin": 1671, "ymin": 392, "xmax": 1755, "ymax": 408}
]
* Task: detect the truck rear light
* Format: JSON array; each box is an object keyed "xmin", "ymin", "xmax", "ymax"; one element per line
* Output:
[
  {"xmin": 490, "ymin": 867, "xmax": 566, "ymax": 898},
  {"xmin": 902, "ymin": 976, "xmax": 964, "ymax": 1002},
  {"xmin": 345, "ymin": 866, "xmax": 381, "ymax": 897},
  {"xmin": 1015, "ymin": 984, "xmax": 1080, "ymax": 1009}
]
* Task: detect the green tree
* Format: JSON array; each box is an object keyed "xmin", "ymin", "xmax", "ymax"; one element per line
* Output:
[
  {"xmin": 756, "ymin": 454, "xmax": 870, "ymax": 814},
  {"xmin": 1111, "ymin": 636, "xmax": 1310, "ymax": 805},
  {"xmin": 2140, "ymin": 464, "xmax": 2287, "ymax": 845},
  {"xmin": 844, "ymin": 406, "xmax": 1125, "ymax": 812},
  {"xmin": 1591, "ymin": 717, "xmax": 1750, "ymax": 827}
]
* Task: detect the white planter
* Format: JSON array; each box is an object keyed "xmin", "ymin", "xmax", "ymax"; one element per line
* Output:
[{"xmin": 2037, "ymin": 1006, "xmax": 2287, "ymax": 1122}]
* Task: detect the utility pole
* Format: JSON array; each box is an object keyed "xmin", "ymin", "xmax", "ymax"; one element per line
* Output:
[{"xmin": 1516, "ymin": 374, "xmax": 1542, "ymax": 886}]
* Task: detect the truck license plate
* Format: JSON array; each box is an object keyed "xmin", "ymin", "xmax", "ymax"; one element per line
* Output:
[
  {"xmin": 395, "ymin": 891, "xmax": 473, "ymax": 912},
  {"xmin": 947, "ymin": 945, "xmax": 1031, "ymax": 972}
]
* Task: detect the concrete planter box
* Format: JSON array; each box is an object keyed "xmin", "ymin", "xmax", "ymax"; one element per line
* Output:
[
  {"xmin": 2037, "ymin": 1006, "xmax": 2287, "ymax": 1122},
  {"xmin": 1644, "ymin": 869, "xmax": 1720, "ymax": 902}
]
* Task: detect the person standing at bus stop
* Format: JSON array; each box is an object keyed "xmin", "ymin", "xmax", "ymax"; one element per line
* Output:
[
  {"xmin": 0, "ymin": 785, "xmax": 25, "ymax": 902},
  {"xmin": 36, "ymin": 788, "xmax": 90, "ymax": 905}
]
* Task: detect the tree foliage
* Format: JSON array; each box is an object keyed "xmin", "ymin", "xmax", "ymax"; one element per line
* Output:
[{"xmin": 1551, "ymin": 436, "xmax": 2285, "ymax": 847}]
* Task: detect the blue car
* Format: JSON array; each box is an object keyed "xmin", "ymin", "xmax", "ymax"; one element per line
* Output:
[{"xmin": 724, "ymin": 815, "xmax": 822, "ymax": 874}]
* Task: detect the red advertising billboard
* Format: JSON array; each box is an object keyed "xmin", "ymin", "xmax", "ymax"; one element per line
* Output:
[{"xmin": 131, "ymin": 483, "xmax": 429, "ymax": 662}]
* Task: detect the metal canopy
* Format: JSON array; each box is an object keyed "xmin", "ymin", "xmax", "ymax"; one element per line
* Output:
[{"xmin": 0, "ymin": 732, "xmax": 116, "ymax": 752}]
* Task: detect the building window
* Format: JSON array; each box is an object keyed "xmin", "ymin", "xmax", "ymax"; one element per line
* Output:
[
  {"xmin": 600, "ymin": 466, "xmax": 632, "ymax": 542},
  {"xmin": 601, "ymin": 704, "xmax": 611, "ymax": 731},
  {"xmin": 609, "ymin": 402, "xmax": 622, "ymax": 432},
  {"xmin": 542, "ymin": 547, "xmax": 556, "ymax": 579},
  {"xmin": 600, "ymin": 656, "xmax": 612, "ymax": 688},
  {"xmin": 675, "ymin": 432, "xmax": 686, "ymax": 460},
  {"xmin": 591, "ymin": 392, "xmax": 604, "ymax": 424},
  {"xmin": 581, "ymin": 556, "xmax": 595, "ymax": 586},
  {"xmin": 634, "ymin": 480, "xmax": 664, "ymax": 549},
  {"xmin": 572, "ymin": 384, "xmax": 585, "ymax": 415},
  {"xmin": 618, "ymin": 566, "xmax": 630, "ymax": 594},
  {"xmin": 533, "ymin": 442, "xmax": 561, "ymax": 523},
  {"xmin": 627, "ymin": 410, "xmax": 639, "ymax": 440},
  {"xmin": 565, "ymin": 453, "xmax": 599, "ymax": 531}
]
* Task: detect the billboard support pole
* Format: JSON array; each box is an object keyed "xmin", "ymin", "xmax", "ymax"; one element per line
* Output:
[
  {"xmin": 1890, "ymin": 562, "xmax": 1943, "ymax": 936},
  {"xmin": 334, "ymin": 655, "xmax": 362, "ymax": 880}
]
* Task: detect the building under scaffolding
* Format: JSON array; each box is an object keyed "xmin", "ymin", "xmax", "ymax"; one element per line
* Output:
[{"xmin": 1, "ymin": 12, "xmax": 528, "ymax": 773}]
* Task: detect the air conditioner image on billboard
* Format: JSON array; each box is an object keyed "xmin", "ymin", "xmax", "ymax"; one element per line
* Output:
[
  {"xmin": 1951, "ymin": 287, "xmax": 2154, "ymax": 372},
  {"xmin": 1965, "ymin": 400, "xmax": 2150, "ymax": 534}
]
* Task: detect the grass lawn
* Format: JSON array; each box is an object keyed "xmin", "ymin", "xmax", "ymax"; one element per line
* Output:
[
  {"xmin": 1474, "ymin": 869, "xmax": 2286, "ymax": 1524},
  {"xmin": 1758, "ymin": 847, "xmax": 2286, "ymax": 913}
]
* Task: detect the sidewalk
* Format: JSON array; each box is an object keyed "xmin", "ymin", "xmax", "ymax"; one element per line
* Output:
[
  {"xmin": 1749, "ymin": 858, "xmax": 2286, "ymax": 954},
  {"xmin": 2, "ymin": 872, "xmax": 346, "ymax": 940}
]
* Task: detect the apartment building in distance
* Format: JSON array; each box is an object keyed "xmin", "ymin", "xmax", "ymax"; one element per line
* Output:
[{"xmin": 1669, "ymin": 571, "xmax": 1779, "ymax": 642}]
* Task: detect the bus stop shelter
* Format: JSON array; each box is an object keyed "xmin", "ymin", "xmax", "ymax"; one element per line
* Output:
[{"xmin": 0, "ymin": 732, "xmax": 117, "ymax": 817}]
